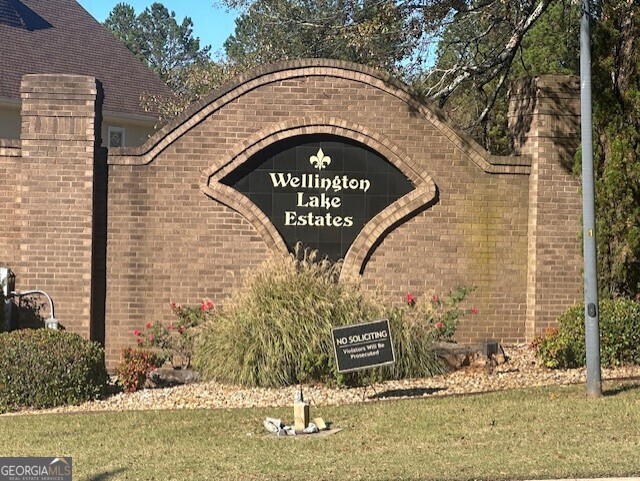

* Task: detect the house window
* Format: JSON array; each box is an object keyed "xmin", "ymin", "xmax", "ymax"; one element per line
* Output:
[{"xmin": 108, "ymin": 126, "xmax": 125, "ymax": 148}]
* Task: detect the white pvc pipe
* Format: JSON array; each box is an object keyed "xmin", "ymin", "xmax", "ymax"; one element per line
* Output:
[{"xmin": 11, "ymin": 290, "xmax": 55, "ymax": 320}]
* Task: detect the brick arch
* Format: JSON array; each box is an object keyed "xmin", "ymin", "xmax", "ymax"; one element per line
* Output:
[
  {"xmin": 200, "ymin": 117, "xmax": 437, "ymax": 279},
  {"xmin": 108, "ymin": 59, "xmax": 529, "ymax": 174}
]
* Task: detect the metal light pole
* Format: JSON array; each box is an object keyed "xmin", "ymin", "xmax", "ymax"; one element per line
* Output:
[{"xmin": 580, "ymin": 0, "xmax": 602, "ymax": 397}]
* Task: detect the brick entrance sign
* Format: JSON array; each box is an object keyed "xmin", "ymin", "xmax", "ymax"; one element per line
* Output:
[{"xmin": 0, "ymin": 60, "xmax": 582, "ymax": 366}]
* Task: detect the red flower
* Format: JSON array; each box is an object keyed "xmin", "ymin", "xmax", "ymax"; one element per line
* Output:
[
  {"xmin": 178, "ymin": 326, "xmax": 185, "ymax": 334},
  {"xmin": 471, "ymin": 307, "xmax": 478, "ymax": 315},
  {"xmin": 146, "ymin": 322, "xmax": 152, "ymax": 329},
  {"xmin": 170, "ymin": 302, "xmax": 177, "ymax": 309},
  {"xmin": 200, "ymin": 298, "xmax": 214, "ymax": 311},
  {"xmin": 432, "ymin": 295, "xmax": 439, "ymax": 302},
  {"xmin": 133, "ymin": 329, "xmax": 141, "ymax": 337},
  {"xmin": 406, "ymin": 293, "xmax": 415, "ymax": 306},
  {"xmin": 435, "ymin": 322, "xmax": 445, "ymax": 329},
  {"xmin": 148, "ymin": 334, "xmax": 155, "ymax": 341},
  {"xmin": 136, "ymin": 338, "xmax": 143, "ymax": 344},
  {"xmin": 168, "ymin": 323, "xmax": 174, "ymax": 331}
]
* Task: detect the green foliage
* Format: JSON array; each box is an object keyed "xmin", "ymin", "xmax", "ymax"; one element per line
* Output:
[
  {"xmin": 194, "ymin": 245, "xmax": 474, "ymax": 387},
  {"xmin": 0, "ymin": 329, "xmax": 108, "ymax": 413},
  {"xmin": 134, "ymin": 300, "xmax": 213, "ymax": 368},
  {"xmin": 372, "ymin": 288, "xmax": 475, "ymax": 385},
  {"xmin": 224, "ymin": 0, "xmax": 415, "ymax": 75},
  {"xmin": 140, "ymin": 57, "xmax": 245, "ymax": 120},
  {"xmin": 405, "ymin": 288, "xmax": 476, "ymax": 341},
  {"xmin": 115, "ymin": 347, "xmax": 164, "ymax": 393},
  {"xmin": 533, "ymin": 298, "xmax": 640, "ymax": 368},
  {"xmin": 422, "ymin": 0, "xmax": 579, "ymax": 154},
  {"xmin": 587, "ymin": 0, "xmax": 640, "ymax": 296},
  {"xmin": 104, "ymin": 2, "xmax": 210, "ymax": 87},
  {"xmin": 103, "ymin": 3, "xmax": 139, "ymax": 54},
  {"xmin": 194, "ymin": 246, "xmax": 378, "ymax": 387},
  {"xmin": 513, "ymin": 0, "xmax": 580, "ymax": 78}
]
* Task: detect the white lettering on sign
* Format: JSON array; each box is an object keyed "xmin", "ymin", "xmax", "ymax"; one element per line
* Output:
[
  {"xmin": 296, "ymin": 192, "xmax": 342, "ymax": 210},
  {"xmin": 284, "ymin": 211, "xmax": 354, "ymax": 227},
  {"xmin": 268, "ymin": 150, "xmax": 372, "ymax": 229},
  {"xmin": 347, "ymin": 330, "xmax": 388, "ymax": 343},
  {"xmin": 268, "ymin": 173, "xmax": 371, "ymax": 193}
]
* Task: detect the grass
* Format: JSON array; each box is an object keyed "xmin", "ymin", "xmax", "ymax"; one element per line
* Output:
[{"xmin": 1, "ymin": 382, "xmax": 639, "ymax": 481}]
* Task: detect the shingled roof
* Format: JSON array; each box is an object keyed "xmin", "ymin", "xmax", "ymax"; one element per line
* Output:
[{"xmin": 0, "ymin": 0, "xmax": 173, "ymax": 117}]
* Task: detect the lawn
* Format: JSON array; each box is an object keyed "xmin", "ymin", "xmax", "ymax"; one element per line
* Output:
[{"xmin": 1, "ymin": 382, "xmax": 639, "ymax": 481}]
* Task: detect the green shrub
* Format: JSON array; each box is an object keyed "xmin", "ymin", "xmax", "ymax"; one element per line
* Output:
[
  {"xmin": 115, "ymin": 347, "xmax": 163, "ymax": 392},
  {"xmin": 194, "ymin": 245, "xmax": 474, "ymax": 387},
  {"xmin": 0, "ymin": 329, "xmax": 108, "ymax": 412},
  {"xmin": 534, "ymin": 298, "xmax": 640, "ymax": 368}
]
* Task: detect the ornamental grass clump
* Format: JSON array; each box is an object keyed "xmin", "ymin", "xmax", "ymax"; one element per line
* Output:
[
  {"xmin": 194, "ymin": 246, "xmax": 380, "ymax": 387},
  {"xmin": 194, "ymin": 244, "xmax": 474, "ymax": 387}
]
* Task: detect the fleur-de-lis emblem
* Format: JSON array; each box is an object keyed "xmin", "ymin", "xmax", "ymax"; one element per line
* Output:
[{"xmin": 310, "ymin": 148, "xmax": 331, "ymax": 171}]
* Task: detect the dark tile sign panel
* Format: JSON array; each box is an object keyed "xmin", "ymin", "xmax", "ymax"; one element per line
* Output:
[{"xmin": 222, "ymin": 135, "xmax": 414, "ymax": 260}]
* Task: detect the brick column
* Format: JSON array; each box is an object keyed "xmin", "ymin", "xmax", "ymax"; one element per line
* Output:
[
  {"xmin": 18, "ymin": 74, "xmax": 104, "ymax": 340},
  {"xmin": 509, "ymin": 75, "xmax": 583, "ymax": 340},
  {"xmin": 0, "ymin": 139, "xmax": 21, "ymax": 267}
]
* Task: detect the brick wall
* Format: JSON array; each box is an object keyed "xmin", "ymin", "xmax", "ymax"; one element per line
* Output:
[
  {"xmin": 1, "ymin": 62, "xmax": 583, "ymax": 367},
  {"xmin": 0, "ymin": 139, "xmax": 20, "ymax": 268},
  {"xmin": 509, "ymin": 76, "xmax": 583, "ymax": 339},
  {"xmin": 7, "ymin": 74, "xmax": 102, "ymax": 338},
  {"xmin": 103, "ymin": 60, "xmax": 562, "ymax": 365}
]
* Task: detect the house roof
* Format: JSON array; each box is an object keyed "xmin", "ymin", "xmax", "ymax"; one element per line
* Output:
[{"xmin": 0, "ymin": 0, "xmax": 173, "ymax": 118}]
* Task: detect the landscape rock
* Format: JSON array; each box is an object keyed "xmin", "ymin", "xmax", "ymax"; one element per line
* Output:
[{"xmin": 4, "ymin": 344, "xmax": 640, "ymax": 416}]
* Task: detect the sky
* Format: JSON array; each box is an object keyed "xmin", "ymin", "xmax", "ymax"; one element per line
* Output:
[{"xmin": 77, "ymin": 0, "xmax": 239, "ymax": 55}]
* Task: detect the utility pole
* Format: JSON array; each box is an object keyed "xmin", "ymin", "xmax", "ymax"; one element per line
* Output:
[{"xmin": 580, "ymin": 0, "xmax": 602, "ymax": 397}]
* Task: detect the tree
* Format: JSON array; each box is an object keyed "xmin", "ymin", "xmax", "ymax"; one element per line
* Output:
[
  {"xmin": 141, "ymin": 56, "xmax": 246, "ymax": 120},
  {"xmin": 104, "ymin": 2, "xmax": 210, "ymax": 90},
  {"xmin": 589, "ymin": 0, "xmax": 640, "ymax": 296},
  {"xmin": 422, "ymin": 0, "xmax": 580, "ymax": 152},
  {"xmin": 103, "ymin": 3, "xmax": 140, "ymax": 56},
  {"xmin": 221, "ymin": 0, "xmax": 557, "ymax": 117},
  {"xmin": 223, "ymin": 0, "xmax": 417, "ymax": 74}
]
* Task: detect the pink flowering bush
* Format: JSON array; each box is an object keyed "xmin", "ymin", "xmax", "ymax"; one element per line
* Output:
[
  {"xmin": 400, "ymin": 287, "xmax": 477, "ymax": 343},
  {"xmin": 133, "ymin": 299, "xmax": 215, "ymax": 369},
  {"xmin": 376, "ymin": 287, "xmax": 477, "ymax": 381}
]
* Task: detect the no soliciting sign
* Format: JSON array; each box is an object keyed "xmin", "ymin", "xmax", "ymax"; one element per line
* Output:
[{"xmin": 332, "ymin": 319, "xmax": 395, "ymax": 373}]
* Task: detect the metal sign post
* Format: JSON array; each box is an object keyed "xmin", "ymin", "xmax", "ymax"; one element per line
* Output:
[{"xmin": 580, "ymin": 0, "xmax": 602, "ymax": 397}]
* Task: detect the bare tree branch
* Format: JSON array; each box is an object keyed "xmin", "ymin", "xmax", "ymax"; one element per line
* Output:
[{"xmin": 424, "ymin": 0, "xmax": 554, "ymax": 107}]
